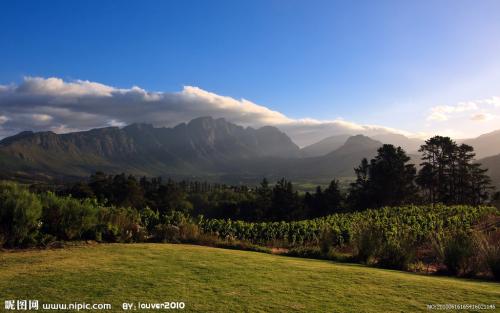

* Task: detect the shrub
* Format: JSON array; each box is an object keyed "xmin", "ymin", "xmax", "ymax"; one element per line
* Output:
[
  {"xmin": 319, "ymin": 228, "xmax": 335, "ymax": 255},
  {"xmin": 0, "ymin": 181, "xmax": 42, "ymax": 247},
  {"xmin": 353, "ymin": 223, "xmax": 384, "ymax": 264},
  {"xmin": 140, "ymin": 206, "xmax": 160, "ymax": 232},
  {"xmin": 40, "ymin": 193, "xmax": 98, "ymax": 240},
  {"xmin": 477, "ymin": 229, "xmax": 500, "ymax": 280},
  {"xmin": 97, "ymin": 206, "xmax": 142, "ymax": 243},
  {"xmin": 377, "ymin": 227, "xmax": 417, "ymax": 270},
  {"xmin": 153, "ymin": 224, "xmax": 180, "ymax": 243},
  {"xmin": 179, "ymin": 222, "xmax": 199, "ymax": 242},
  {"xmin": 439, "ymin": 231, "xmax": 476, "ymax": 276},
  {"xmin": 407, "ymin": 261, "xmax": 427, "ymax": 273},
  {"xmin": 287, "ymin": 246, "xmax": 324, "ymax": 259}
]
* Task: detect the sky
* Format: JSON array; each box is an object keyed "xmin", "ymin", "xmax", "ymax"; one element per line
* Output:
[{"xmin": 1, "ymin": 0, "xmax": 500, "ymax": 145}]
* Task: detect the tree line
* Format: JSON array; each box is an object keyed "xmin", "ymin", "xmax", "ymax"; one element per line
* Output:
[
  {"xmin": 348, "ymin": 136, "xmax": 495, "ymax": 209},
  {"xmin": 55, "ymin": 135, "xmax": 495, "ymax": 222}
]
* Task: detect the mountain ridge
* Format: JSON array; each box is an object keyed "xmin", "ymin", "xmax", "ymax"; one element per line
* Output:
[
  {"xmin": 0, "ymin": 118, "xmax": 383, "ymax": 182},
  {"xmin": 1, "ymin": 117, "xmax": 499, "ymax": 186}
]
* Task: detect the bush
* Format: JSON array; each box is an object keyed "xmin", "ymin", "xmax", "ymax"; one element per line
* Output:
[
  {"xmin": 140, "ymin": 206, "xmax": 160, "ymax": 232},
  {"xmin": 287, "ymin": 246, "xmax": 324, "ymax": 259},
  {"xmin": 377, "ymin": 230, "xmax": 416, "ymax": 270},
  {"xmin": 153, "ymin": 224, "xmax": 180, "ymax": 243},
  {"xmin": 353, "ymin": 223, "xmax": 384, "ymax": 264},
  {"xmin": 0, "ymin": 181, "xmax": 42, "ymax": 247},
  {"xmin": 40, "ymin": 193, "xmax": 98, "ymax": 240},
  {"xmin": 407, "ymin": 261, "xmax": 427, "ymax": 273},
  {"xmin": 179, "ymin": 222, "xmax": 200, "ymax": 242},
  {"xmin": 319, "ymin": 228, "xmax": 335, "ymax": 255},
  {"xmin": 478, "ymin": 229, "xmax": 500, "ymax": 280},
  {"xmin": 441, "ymin": 232, "xmax": 476, "ymax": 276},
  {"xmin": 97, "ymin": 206, "xmax": 142, "ymax": 243}
]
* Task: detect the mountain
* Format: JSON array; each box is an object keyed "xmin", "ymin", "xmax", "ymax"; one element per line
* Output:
[
  {"xmin": 461, "ymin": 129, "xmax": 500, "ymax": 159},
  {"xmin": 0, "ymin": 117, "xmax": 389, "ymax": 183},
  {"xmin": 300, "ymin": 135, "xmax": 382, "ymax": 178},
  {"xmin": 371, "ymin": 133, "xmax": 423, "ymax": 153},
  {"xmin": 0, "ymin": 117, "xmax": 301, "ymax": 179},
  {"xmin": 242, "ymin": 135, "xmax": 382, "ymax": 180},
  {"xmin": 478, "ymin": 153, "xmax": 500, "ymax": 188},
  {"xmin": 300, "ymin": 134, "xmax": 350, "ymax": 157}
]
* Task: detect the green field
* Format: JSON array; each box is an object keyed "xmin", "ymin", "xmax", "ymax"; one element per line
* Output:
[{"xmin": 1, "ymin": 244, "xmax": 499, "ymax": 312}]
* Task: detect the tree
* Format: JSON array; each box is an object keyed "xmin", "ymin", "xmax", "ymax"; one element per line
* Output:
[
  {"xmin": 417, "ymin": 136, "xmax": 456, "ymax": 204},
  {"xmin": 254, "ymin": 178, "xmax": 272, "ymax": 219},
  {"xmin": 416, "ymin": 136, "xmax": 493, "ymax": 205},
  {"xmin": 469, "ymin": 164, "xmax": 493, "ymax": 205},
  {"xmin": 322, "ymin": 180, "xmax": 344, "ymax": 214},
  {"xmin": 347, "ymin": 158, "xmax": 371, "ymax": 210},
  {"xmin": 307, "ymin": 180, "xmax": 343, "ymax": 217},
  {"xmin": 348, "ymin": 144, "xmax": 417, "ymax": 210},
  {"xmin": 269, "ymin": 178, "xmax": 301, "ymax": 220}
]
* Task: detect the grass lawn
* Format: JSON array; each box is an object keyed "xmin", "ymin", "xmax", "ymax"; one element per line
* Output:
[{"xmin": 0, "ymin": 243, "xmax": 499, "ymax": 312}]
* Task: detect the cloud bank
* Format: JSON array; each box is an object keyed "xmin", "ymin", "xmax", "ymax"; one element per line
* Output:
[
  {"xmin": 0, "ymin": 77, "xmax": 414, "ymax": 146},
  {"xmin": 425, "ymin": 96, "xmax": 500, "ymax": 138},
  {"xmin": 427, "ymin": 96, "xmax": 500, "ymax": 122}
]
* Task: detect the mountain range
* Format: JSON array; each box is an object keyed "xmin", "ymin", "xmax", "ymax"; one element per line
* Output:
[{"xmin": 0, "ymin": 116, "xmax": 499, "ymax": 186}]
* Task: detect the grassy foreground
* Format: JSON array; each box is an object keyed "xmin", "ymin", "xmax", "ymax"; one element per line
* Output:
[{"xmin": 0, "ymin": 244, "xmax": 499, "ymax": 312}]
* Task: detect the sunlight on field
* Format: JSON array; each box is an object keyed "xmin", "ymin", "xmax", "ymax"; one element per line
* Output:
[{"xmin": 0, "ymin": 244, "xmax": 499, "ymax": 312}]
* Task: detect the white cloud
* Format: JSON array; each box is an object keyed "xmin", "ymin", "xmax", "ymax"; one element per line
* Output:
[
  {"xmin": 18, "ymin": 77, "xmax": 115, "ymax": 97},
  {"xmin": 31, "ymin": 113, "xmax": 53, "ymax": 122},
  {"xmin": 427, "ymin": 96, "xmax": 500, "ymax": 122},
  {"xmin": 427, "ymin": 101, "xmax": 479, "ymax": 121},
  {"xmin": 425, "ymin": 96, "xmax": 500, "ymax": 139},
  {"xmin": 107, "ymin": 119, "xmax": 127, "ymax": 127},
  {"xmin": 471, "ymin": 112, "xmax": 495, "ymax": 121},
  {"xmin": 0, "ymin": 76, "xmax": 414, "ymax": 146}
]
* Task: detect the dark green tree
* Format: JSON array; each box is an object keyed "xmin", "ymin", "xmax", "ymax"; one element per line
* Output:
[
  {"xmin": 270, "ymin": 178, "xmax": 301, "ymax": 220},
  {"xmin": 416, "ymin": 136, "xmax": 493, "ymax": 205},
  {"xmin": 348, "ymin": 145, "xmax": 417, "ymax": 209}
]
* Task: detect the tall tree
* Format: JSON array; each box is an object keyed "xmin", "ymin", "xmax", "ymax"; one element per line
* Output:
[
  {"xmin": 270, "ymin": 178, "xmax": 301, "ymax": 220},
  {"xmin": 348, "ymin": 145, "xmax": 417, "ymax": 209},
  {"xmin": 307, "ymin": 180, "xmax": 344, "ymax": 217},
  {"xmin": 416, "ymin": 136, "xmax": 493, "ymax": 205}
]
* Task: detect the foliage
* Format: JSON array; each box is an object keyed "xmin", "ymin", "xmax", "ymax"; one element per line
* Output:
[
  {"xmin": 348, "ymin": 145, "xmax": 417, "ymax": 210},
  {"xmin": 417, "ymin": 136, "xmax": 493, "ymax": 205},
  {"xmin": 376, "ymin": 227, "xmax": 417, "ymax": 270},
  {"xmin": 432, "ymin": 230, "xmax": 484, "ymax": 276},
  {"xmin": 40, "ymin": 192, "xmax": 99, "ymax": 240},
  {"xmin": 477, "ymin": 229, "xmax": 500, "ymax": 281},
  {"xmin": 96, "ymin": 206, "xmax": 143, "ymax": 243},
  {"xmin": 200, "ymin": 205, "xmax": 497, "ymax": 248},
  {"xmin": 0, "ymin": 181, "xmax": 42, "ymax": 247},
  {"xmin": 353, "ymin": 223, "xmax": 384, "ymax": 264},
  {"xmin": 2, "ymin": 180, "xmax": 499, "ymax": 280}
]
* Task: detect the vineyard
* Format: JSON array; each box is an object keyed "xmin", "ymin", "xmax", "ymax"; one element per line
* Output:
[
  {"xmin": 199, "ymin": 205, "xmax": 499, "ymax": 247},
  {"xmin": 1, "ymin": 180, "xmax": 499, "ymax": 279}
]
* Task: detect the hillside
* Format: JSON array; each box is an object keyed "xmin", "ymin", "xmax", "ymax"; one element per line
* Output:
[
  {"xmin": 0, "ymin": 118, "xmax": 385, "ymax": 182},
  {"xmin": 1, "ymin": 244, "xmax": 498, "ymax": 313},
  {"xmin": 371, "ymin": 133, "xmax": 424, "ymax": 154},
  {"xmin": 234, "ymin": 134, "xmax": 382, "ymax": 180},
  {"xmin": 462, "ymin": 129, "xmax": 500, "ymax": 159},
  {"xmin": 0, "ymin": 117, "xmax": 302, "ymax": 179},
  {"xmin": 479, "ymin": 153, "xmax": 500, "ymax": 188},
  {"xmin": 300, "ymin": 134, "xmax": 350, "ymax": 157}
]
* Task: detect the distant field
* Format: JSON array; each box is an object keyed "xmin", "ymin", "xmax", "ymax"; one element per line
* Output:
[{"xmin": 1, "ymin": 244, "xmax": 499, "ymax": 312}]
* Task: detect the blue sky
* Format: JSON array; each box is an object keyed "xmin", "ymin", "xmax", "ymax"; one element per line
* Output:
[{"xmin": 1, "ymin": 0, "xmax": 500, "ymax": 140}]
